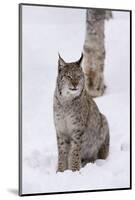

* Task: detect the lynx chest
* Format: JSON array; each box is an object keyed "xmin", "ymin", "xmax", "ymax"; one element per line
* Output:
[{"xmin": 54, "ymin": 106, "xmax": 80, "ymax": 136}]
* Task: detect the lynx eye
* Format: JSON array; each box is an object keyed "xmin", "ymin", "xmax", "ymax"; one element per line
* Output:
[
  {"xmin": 77, "ymin": 75, "xmax": 81, "ymax": 79},
  {"xmin": 67, "ymin": 75, "xmax": 72, "ymax": 80}
]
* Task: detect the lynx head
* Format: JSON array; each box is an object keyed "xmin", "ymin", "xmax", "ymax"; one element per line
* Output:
[{"xmin": 57, "ymin": 54, "xmax": 84, "ymax": 99}]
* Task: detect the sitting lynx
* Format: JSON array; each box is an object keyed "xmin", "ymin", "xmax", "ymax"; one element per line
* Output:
[{"xmin": 53, "ymin": 54, "xmax": 109, "ymax": 172}]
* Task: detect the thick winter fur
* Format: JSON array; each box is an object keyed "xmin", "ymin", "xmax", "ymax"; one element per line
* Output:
[
  {"xmin": 53, "ymin": 54, "xmax": 109, "ymax": 172},
  {"xmin": 82, "ymin": 9, "xmax": 112, "ymax": 97}
]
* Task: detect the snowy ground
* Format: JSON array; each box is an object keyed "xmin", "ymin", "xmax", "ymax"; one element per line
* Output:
[{"xmin": 22, "ymin": 5, "xmax": 130, "ymax": 194}]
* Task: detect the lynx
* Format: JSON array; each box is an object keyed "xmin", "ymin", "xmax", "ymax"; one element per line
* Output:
[{"xmin": 53, "ymin": 54, "xmax": 109, "ymax": 172}]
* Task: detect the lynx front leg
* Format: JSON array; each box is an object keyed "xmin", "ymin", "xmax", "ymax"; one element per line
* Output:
[
  {"xmin": 68, "ymin": 134, "xmax": 82, "ymax": 171},
  {"xmin": 57, "ymin": 135, "xmax": 69, "ymax": 172}
]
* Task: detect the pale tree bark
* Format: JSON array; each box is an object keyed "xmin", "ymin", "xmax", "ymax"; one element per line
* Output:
[{"xmin": 82, "ymin": 9, "xmax": 112, "ymax": 97}]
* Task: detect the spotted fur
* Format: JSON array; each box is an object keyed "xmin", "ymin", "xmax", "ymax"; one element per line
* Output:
[{"xmin": 53, "ymin": 54, "xmax": 109, "ymax": 172}]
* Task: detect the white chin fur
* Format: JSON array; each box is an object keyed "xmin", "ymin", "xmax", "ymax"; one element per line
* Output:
[{"xmin": 62, "ymin": 87, "xmax": 80, "ymax": 97}]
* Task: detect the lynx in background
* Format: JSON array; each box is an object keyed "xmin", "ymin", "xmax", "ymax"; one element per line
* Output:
[{"xmin": 53, "ymin": 54, "xmax": 110, "ymax": 172}]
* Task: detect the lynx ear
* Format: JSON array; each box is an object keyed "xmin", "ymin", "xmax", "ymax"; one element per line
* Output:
[
  {"xmin": 76, "ymin": 53, "xmax": 83, "ymax": 66},
  {"xmin": 58, "ymin": 53, "xmax": 66, "ymax": 68}
]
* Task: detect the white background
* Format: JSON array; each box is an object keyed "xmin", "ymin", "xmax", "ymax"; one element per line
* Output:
[
  {"xmin": 0, "ymin": 0, "xmax": 134, "ymax": 200},
  {"xmin": 22, "ymin": 5, "xmax": 130, "ymax": 194}
]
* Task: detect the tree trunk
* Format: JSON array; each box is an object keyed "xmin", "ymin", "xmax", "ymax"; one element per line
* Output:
[{"xmin": 82, "ymin": 9, "xmax": 112, "ymax": 97}]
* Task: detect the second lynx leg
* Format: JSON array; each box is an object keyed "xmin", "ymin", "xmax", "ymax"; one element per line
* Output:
[
  {"xmin": 68, "ymin": 135, "xmax": 81, "ymax": 171},
  {"xmin": 57, "ymin": 135, "xmax": 69, "ymax": 172}
]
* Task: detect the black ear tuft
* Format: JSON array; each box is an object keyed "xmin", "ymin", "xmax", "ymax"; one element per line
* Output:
[{"xmin": 76, "ymin": 53, "xmax": 83, "ymax": 65}]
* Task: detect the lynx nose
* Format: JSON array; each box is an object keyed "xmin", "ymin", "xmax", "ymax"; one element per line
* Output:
[{"xmin": 70, "ymin": 80, "xmax": 78, "ymax": 90}]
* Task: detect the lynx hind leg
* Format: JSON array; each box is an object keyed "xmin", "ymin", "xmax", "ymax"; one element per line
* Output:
[
  {"xmin": 98, "ymin": 114, "xmax": 110, "ymax": 160},
  {"xmin": 81, "ymin": 154, "xmax": 97, "ymax": 167},
  {"xmin": 98, "ymin": 133, "xmax": 109, "ymax": 159}
]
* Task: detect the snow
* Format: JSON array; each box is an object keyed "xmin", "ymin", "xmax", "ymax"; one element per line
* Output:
[{"xmin": 21, "ymin": 5, "xmax": 130, "ymax": 194}]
